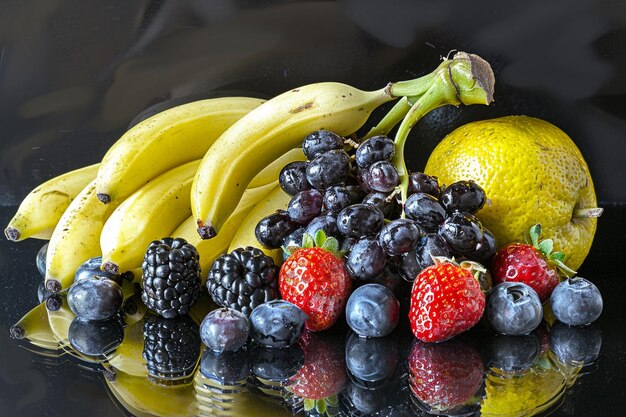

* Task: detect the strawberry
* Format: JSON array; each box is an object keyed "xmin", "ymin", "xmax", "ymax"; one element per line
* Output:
[
  {"xmin": 491, "ymin": 224, "xmax": 576, "ymax": 302},
  {"xmin": 279, "ymin": 231, "xmax": 352, "ymax": 332},
  {"xmin": 408, "ymin": 338, "xmax": 484, "ymax": 413},
  {"xmin": 409, "ymin": 259, "xmax": 486, "ymax": 343}
]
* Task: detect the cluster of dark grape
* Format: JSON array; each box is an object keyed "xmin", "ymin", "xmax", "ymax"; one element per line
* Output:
[{"xmin": 254, "ymin": 129, "xmax": 496, "ymax": 286}]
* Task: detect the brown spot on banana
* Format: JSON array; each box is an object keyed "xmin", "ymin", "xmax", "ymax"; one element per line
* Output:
[{"xmin": 290, "ymin": 101, "xmax": 315, "ymax": 114}]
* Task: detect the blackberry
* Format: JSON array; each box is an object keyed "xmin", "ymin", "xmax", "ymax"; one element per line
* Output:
[
  {"xmin": 207, "ymin": 247, "xmax": 280, "ymax": 317},
  {"xmin": 143, "ymin": 314, "xmax": 202, "ymax": 381},
  {"xmin": 141, "ymin": 237, "xmax": 202, "ymax": 319}
]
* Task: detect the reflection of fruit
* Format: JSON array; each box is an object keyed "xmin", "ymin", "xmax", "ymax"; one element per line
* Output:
[{"xmin": 425, "ymin": 116, "xmax": 600, "ymax": 270}]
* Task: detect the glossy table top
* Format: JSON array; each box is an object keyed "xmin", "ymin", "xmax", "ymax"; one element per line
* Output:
[{"xmin": 1, "ymin": 1, "xmax": 626, "ymax": 416}]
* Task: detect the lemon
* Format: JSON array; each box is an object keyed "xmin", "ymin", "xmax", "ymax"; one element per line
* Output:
[{"xmin": 424, "ymin": 115, "xmax": 599, "ymax": 270}]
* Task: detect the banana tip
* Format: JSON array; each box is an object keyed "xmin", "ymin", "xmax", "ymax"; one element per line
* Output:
[
  {"xmin": 197, "ymin": 224, "xmax": 217, "ymax": 240},
  {"xmin": 45, "ymin": 279, "xmax": 62, "ymax": 293},
  {"xmin": 97, "ymin": 193, "xmax": 111, "ymax": 204},
  {"xmin": 103, "ymin": 261, "xmax": 120, "ymax": 275},
  {"xmin": 9, "ymin": 325, "xmax": 24, "ymax": 339},
  {"xmin": 4, "ymin": 227, "xmax": 20, "ymax": 241}
]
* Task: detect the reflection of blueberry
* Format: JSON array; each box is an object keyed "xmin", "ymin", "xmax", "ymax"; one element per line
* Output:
[
  {"xmin": 200, "ymin": 348, "xmax": 250, "ymax": 385},
  {"xmin": 249, "ymin": 343, "xmax": 304, "ymax": 381},
  {"xmin": 486, "ymin": 282, "xmax": 543, "ymax": 335},
  {"xmin": 550, "ymin": 321, "xmax": 602, "ymax": 365},
  {"xmin": 345, "ymin": 284, "xmax": 399, "ymax": 338},
  {"xmin": 344, "ymin": 381, "xmax": 389, "ymax": 414},
  {"xmin": 550, "ymin": 277, "xmax": 603, "ymax": 326},
  {"xmin": 36, "ymin": 243, "xmax": 48, "ymax": 277},
  {"xmin": 489, "ymin": 333, "xmax": 541, "ymax": 372},
  {"xmin": 249, "ymin": 300, "xmax": 307, "ymax": 348},
  {"xmin": 345, "ymin": 331, "xmax": 399, "ymax": 384},
  {"xmin": 200, "ymin": 308, "xmax": 250, "ymax": 353},
  {"xmin": 68, "ymin": 316, "xmax": 124, "ymax": 356}
]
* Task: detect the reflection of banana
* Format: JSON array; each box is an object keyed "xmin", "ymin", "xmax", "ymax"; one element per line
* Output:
[
  {"xmin": 105, "ymin": 369, "xmax": 198, "ymax": 417},
  {"xmin": 228, "ymin": 185, "xmax": 291, "ymax": 264},
  {"xmin": 106, "ymin": 318, "xmax": 146, "ymax": 377},
  {"xmin": 192, "ymin": 82, "xmax": 397, "ymax": 239},
  {"xmin": 101, "ymin": 160, "xmax": 200, "ymax": 275},
  {"xmin": 44, "ymin": 180, "xmax": 121, "ymax": 292},
  {"xmin": 4, "ymin": 163, "xmax": 99, "ymax": 241},
  {"xmin": 9, "ymin": 302, "xmax": 59, "ymax": 351},
  {"xmin": 96, "ymin": 97, "xmax": 265, "ymax": 204}
]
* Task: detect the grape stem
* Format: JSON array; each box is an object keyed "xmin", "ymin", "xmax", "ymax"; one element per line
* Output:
[{"xmin": 389, "ymin": 52, "xmax": 495, "ymax": 208}]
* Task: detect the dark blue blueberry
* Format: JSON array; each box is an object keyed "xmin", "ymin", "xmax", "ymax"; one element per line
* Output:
[
  {"xmin": 549, "ymin": 321, "xmax": 602, "ymax": 365},
  {"xmin": 36, "ymin": 243, "xmax": 48, "ymax": 277},
  {"xmin": 287, "ymin": 189, "xmax": 323, "ymax": 224},
  {"xmin": 355, "ymin": 135, "xmax": 395, "ymax": 168},
  {"xmin": 249, "ymin": 344, "xmax": 304, "ymax": 381},
  {"xmin": 279, "ymin": 161, "xmax": 310, "ymax": 196},
  {"xmin": 345, "ymin": 284, "xmax": 399, "ymax": 337},
  {"xmin": 255, "ymin": 210, "xmax": 298, "ymax": 249},
  {"xmin": 362, "ymin": 191, "xmax": 401, "ymax": 219},
  {"xmin": 367, "ymin": 161, "xmax": 399, "ymax": 193},
  {"xmin": 200, "ymin": 348, "xmax": 250, "ymax": 385},
  {"xmin": 67, "ymin": 277, "xmax": 123, "ymax": 321},
  {"xmin": 323, "ymin": 186, "xmax": 352, "ymax": 213},
  {"xmin": 345, "ymin": 331, "xmax": 399, "ymax": 384},
  {"xmin": 378, "ymin": 219, "xmax": 421, "ymax": 256},
  {"xmin": 306, "ymin": 214, "xmax": 339, "ymax": 239},
  {"xmin": 74, "ymin": 256, "xmax": 121, "ymax": 285},
  {"xmin": 200, "ymin": 308, "xmax": 250, "ymax": 353},
  {"xmin": 438, "ymin": 212, "xmax": 484, "ymax": 253},
  {"xmin": 415, "ymin": 233, "xmax": 452, "ymax": 268},
  {"xmin": 68, "ymin": 316, "xmax": 124, "ymax": 357},
  {"xmin": 439, "ymin": 180, "xmax": 486, "ymax": 214},
  {"xmin": 404, "ymin": 193, "xmax": 446, "ymax": 233},
  {"xmin": 306, "ymin": 149, "xmax": 351, "ymax": 189},
  {"xmin": 488, "ymin": 334, "xmax": 541, "ymax": 371},
  {"xmin": 346, "ymin": 238, "xmax": 387, "ymax": 280},
  {"xmin": 249, "ymin": 300, "xmax": 307, "ymax": 348},
  {"xmin": 486, "ymin": 282, "xmax": 543, "ymax": 335},
  {"xmin": 302, "ymin": 130, "xmax": 344, "ymax": 160},
  {"xmin": 337, "ymin": 204, "xmax": 385, "ymax": 238},
  {"xmin": 550, "ymin": 277, "xmax": 603, "ymax": 326},
  {"xmin": 408, "ymin": 172, "xmax": 441, "ymax": 197}
]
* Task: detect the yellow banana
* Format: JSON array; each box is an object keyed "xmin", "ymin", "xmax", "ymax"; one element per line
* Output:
[
  {"xmin": 248, "ymin": 147, "xmax": 306, "ymax": 189},
  {"xmin": 44, "ymin": 179, "xmax": 121, "ymax": 293},
  {"xmin": 191, "ymin": 83, "xmax": 395, "ymax": 239},
  {"xmin": 96, "ymin": 96, "xmax": 265, "ymax": 204},
  {"xmin": 173, "ymin": 181, "xmax": 278, "ymax": 284},
  {"xmin": 228, "ymin": 185, "xmax": 291, "ymax": 265},
  {"xmin": 4, "ymin": 163, "xmax": 99, "ymax": 241},
  {"xmin": 9, "ymin": 301, "xmax": 59, "ymax": 351},
  {"xmin": 100, "ymin": 160, "xmax": 200, "ymax": 275}
]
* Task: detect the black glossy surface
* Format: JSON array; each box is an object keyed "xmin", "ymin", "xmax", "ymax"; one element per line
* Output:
[{"xmin": 1, "ymin": 1, "xmax": 626, "ymax": 416}]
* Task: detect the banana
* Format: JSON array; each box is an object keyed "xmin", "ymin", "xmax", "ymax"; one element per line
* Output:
[
  {"xmin": 228, "ymin": 185, "xmax": 291, "ymax": 265},
  {"xmin": 44, "ymin": 179, "xmax": 122, "ymax": 292},
  {"xmin": 95, "ymin": 96, "xmax": 265, "ymax": 204},
  {"xmin": 192, "ymin": 83, "xmax": 396, "ymax": 239},
  {"xmin": 105, "ymin": 317, "xmax": 146, "ymax": 377},
  {"xmin": 173, "ymin": 181, "xmax": 278, "ymax": 284},
  {"xmin": 4, "ymin": 163, "xmax": 99, "ymax": 241},
  {"xmin": 9, "ymin": 301, "xmax": 60, "ymax": 351},
  {"xmin": 248, "ymin": 147, "xmax": 306, "ymax": 189},
  {"xmin": 100, "ymin": 160, "xmax": 200, "ymax": 276}
]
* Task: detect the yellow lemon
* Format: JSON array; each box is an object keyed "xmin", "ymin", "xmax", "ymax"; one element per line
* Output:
[{"xmin": 424, "ymin": 115, "xmax": 599, "ymax": 270}]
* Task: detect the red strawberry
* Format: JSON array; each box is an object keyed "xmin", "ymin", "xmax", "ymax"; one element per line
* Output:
[
  {"xmin": 279, "ymin": 231, "xmax": 352, "ymax": 332},
  {"xmin": 409, "ymin": 259, "xmax": 486, "ymax": 343},
  {"xmin": 491, "ymin": 224, "xmax": 576, "ymax": 302},
  {"xmin": 408, "ymin": 338, "xmax": 484, "ymax": 412}
]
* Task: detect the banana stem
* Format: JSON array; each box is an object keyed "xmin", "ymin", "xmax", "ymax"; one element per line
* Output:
[{"xmin": 362, "ymin": 96, "xmax": 416, "ymax": 140}]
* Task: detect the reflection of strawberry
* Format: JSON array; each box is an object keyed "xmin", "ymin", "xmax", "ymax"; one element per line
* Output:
[
  {"xmin": 409, "ymin": 259, "xmax": 486, "ymax": 343},
  {"xmin": 492, "ymin": 224, "xmax": 576, "ymax": 302},
  {"xmin": 408, "ymin": 339, "xmax": 484, "ymax": 412},
  {"xmin": 288, "ymin": 331, "xmax": 346, "ymax": 415},
  {"xmin": 279, "ymin": 231, "xmax": 352, "ymax": 332}
]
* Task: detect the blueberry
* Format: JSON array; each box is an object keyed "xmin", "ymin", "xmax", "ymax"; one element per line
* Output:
[
  {"xmin": 346, "ymin": 238, "xmax": 387, "ymax": 280},
  {"xmin": 249, "ymin": 344, "xmax": 304, "ymax": 381},
  {"xmin": 345, "ymin": 284, "xmax": 399, "ymax": 338},
  {"xmin": 68, "ymin": 316, "xmax": 124, "ymax": 356},
  {"xmin": 74, "ymin": 256, "xmax": 121, "ymax": 285},
  {"xmin": 486, "ymin": 282, "xmax": 543, "ymax": 335},
  {"xmin": 306, "ymin": 213, "xmax": 340, "ymax": 239},
  {"xmin": 345, "ymin": 331, "xmax": 399, "ymax": 383},
  {"xmin": 378, "ymin": 219, "xmax": 421, "ymax": 256},
  {"xmin": 439, "ymin": 180, "xmax": 486, "ymax": 214},
  {"xmin": 67, "ymin": 277, "xmax": 123, "ymax": 321},
  {"xmin": 408, "ymin": 172, "xmax": 440, "ymax": 197},
  {"xmin": 200, "ymin": 308, "xmax": 250, "ymax": 353},
  {"xmin": 323, "ymin": 186, "xmax": 352, "ymax": 213},
  {"xmin": 355, "ymin": 135, "xmax": 395, "ymax": 168},
  {"xmin": 550, "ymin": 277, "xmax": 603, "ymax": 326},
  {"xmin": 36, "ymin": 243, "xmax": 48, "ymax": 277},
  {"xmin": 337, "ymin": 204, "xmax": 385, "ymax": 238},
  {"xmin": 549, "ymin": 321, "xmax": 602, "ymax": 365},
  {"xmin": 199, "ymin": 348, "xmax": 250, "ymax": 385},
  {"xmin": 302, "ymin": 130, "xmax": 344, "ymax": 160},
  {"xmin": 287, "ymin": 189, "xmax": 323, "ymax": 224},
  {"xmin": 415, "ymin": 233, "xmax": 452, "ymax": 269},
  {"xmin": 367, "ymin": 161, "xmax": 399, "ymax": 193},
  {"xmin": 249, "ymin": 300, "xmax": 307, "ymax": 348},
  {"xmin": 306, "ymin": 149, "xmax": 351, "ymax": 189},
  {"xmin": 404, "ymin": 193, "xmax": 446, "ymax": 233},
  {"xmin": 279, "ymin": 161, "xmax": 310, "ymax": 195},
  {"xmin": 488, "ymin": 334, "xmax": 541, "ymax": 371},
  {"xmin": 438, "ymin": 212, "xmax": 484, "ymax": 253},
  {"xmin": 255, "ymin": 210, "xmax": 298, "ymax": 249}
]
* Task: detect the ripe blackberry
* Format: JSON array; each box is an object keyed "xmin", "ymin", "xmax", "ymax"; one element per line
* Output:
[
  {"xmin": 207, "ymin": 247, "xmax": 280, "ymax": 316},
  {"xmin": 141, "ymin": 237, "xmax": 202, "ymax": 319},
  {"xmin": 143, "ymin": 314, "xmax": 202, "ymax": 381}
]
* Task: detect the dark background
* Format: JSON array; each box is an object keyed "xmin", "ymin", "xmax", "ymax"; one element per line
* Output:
[{"xmin": 1, "ymin": 1, "xmax": 625, "ymax": 416}]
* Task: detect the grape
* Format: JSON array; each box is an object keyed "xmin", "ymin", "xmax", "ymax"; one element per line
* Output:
[
  {"xmin": 439, "ymin": 180, "xmax": 486, "ymax": 214},
  {"xmin": 368, "ymin": 161, "xmax": 399, "ymax": 193},
  {"xmin": 404, "ymin": 193, "xmax": 446, "ymax": 233},
  {"xmin": 415, "ymin": 233, "xmax": 452, "ymax": 268},
  {"xmin": 306, "ymin": 214, "xmax": 340, "ymax": 239},
  {"xmin": 346, "ymin": 238, "xmax": 387, "ymax": 280},
  {"xmin": 255, "ymin": 210, "xmax": 298, "ymax": 249},
  {"xmin": 408, "ymin": 172, "xmax": 441, "ymax": 197},
  {"xmin": 460, "ymin": 227, "xmax": 497, "ymax": 266},
  {"xmin": 279, "ymin": 161, "xmax": 310, "ymax": 196},
  {"xmin": 306, "ymin": 149, "xmax": 351, "ymax": 189},
  {"xmin": 337, "ymin": 204, "xmax": 385, "ymax": 238},
  {"xmin": 323, "ymin": 186, "xmax": 352, "ymax": 213},
  {"xmin": 355, "ymin": 135, "xmax": 395, "ymax": 168},
  {"xmin": 345, "ymin": 185, "xmax": 366, "ymax": 204},
  {"xmin": 287, "ymin": 189, "xmax": 323, "ymax": 224},
  {"xmin": 378, "ymin": 219, "xmax": 421, "ymax": 256},
  {"xmin": 302, "ymin": 130, "xmax": 344, "ymax": 160},
  {"xmin": 438, "ymin": 212, "xmax": 484, "ymax": 253},
  {"xmin": 395, "ymin": 250, "xmax": 422, "ymax": 282},
  {"xmin": 362, "ymin": 191, "xmax": 401, "ymax": 219}
]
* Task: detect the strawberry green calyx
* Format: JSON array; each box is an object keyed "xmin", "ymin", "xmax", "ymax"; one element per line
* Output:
[
  {"xmin": 303, "ymin": 395, "xmax": 339, "ymax": 417},
  {"xmin": 527, "ymin": 224, "xmax": 577, "ymax": 278},
  {"xmin": 283, "ymin": 229, "xmax": 343, "ymax": 258}
]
